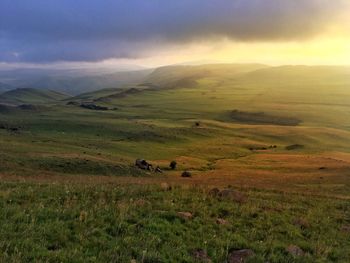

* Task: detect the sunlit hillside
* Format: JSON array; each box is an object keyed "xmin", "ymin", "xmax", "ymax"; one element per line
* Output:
[{"xmin": 1, "ymin": 0, "xmax": 350, "ymax": 262}]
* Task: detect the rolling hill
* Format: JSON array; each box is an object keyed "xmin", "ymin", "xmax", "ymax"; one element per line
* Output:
[
  {"xmin": 0, "ymin": 88, "xmax": 70, "ymax": 105},
  {"xmin": 237, "ymin": 65, "xmax": 350, "ymax": 84},
  {"xmin": 26, "ymin": 69, "xmax": 152, "ymax": 95},
  {"xmin": 0, "ymin": 82, "xmax": 13, "ymax": 93},
  {"xmin": 69, "ymin": 64, "xmax": 350, "ymax": 105},
  {"xmin": 1, "ymin": 63, "xmax": 350, "ymax": 262},
  {"xmin": 1, "ymin": 64, "xmax": 350, "ymax": 98},
  {"xmin": 0, "ymin": 68, "xmax": 152, "ymax": 95},
  {"xmin": 145, "ymin": 63, "xmax": 269, "ymax": 87},
  {"xmin": 68, "ymin": 63, "xmax": 271, "ymax": 102}
]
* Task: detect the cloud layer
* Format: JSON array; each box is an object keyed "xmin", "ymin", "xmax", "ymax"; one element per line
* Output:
[{"xmin": 0, "ymin": 0, "xmax": 348, "ymax": 62}]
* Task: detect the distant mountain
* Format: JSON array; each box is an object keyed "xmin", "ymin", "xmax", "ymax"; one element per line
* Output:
[
  {"xmin": 69, "ymin": 64, "xmax": 270, "ymax": 102},
  {"xmin": 237, "ymin": 65, "xmax": 350, "ymax": 84},
  {"xmin": 69, "ymin": 88, "xmax": 125, "ymax": 102},
  {"xmin": 70, "ymin": 64, "xmax": 350, "ymax": 104},
  {"xmin": 0, "ymin": 64, "xmax": 147, "ymax": 78},
  {"xmin": 0, "ymin": 68, "xmax": 152, "ymax": 95},
  {"xmin": 145, "ymin": 63, "xmax": 269, "ymax": 87},
  {"xmin": 144, "ymin": 64, "xmax": 350, "ymax": 91},
  {"xmin": 0, "ymin": 88, "xmax": 70, "ymax": 105},
  {"xmin": 27, "ymin": 70, "xmax": 152, "ymax": 95},
  {"xmin": 1, "ymin": 64, "xmax": 350, "ymax": 101},
  {"xmin": 0, "ymin": 82, "xmax": 13, "ymax": 93}
]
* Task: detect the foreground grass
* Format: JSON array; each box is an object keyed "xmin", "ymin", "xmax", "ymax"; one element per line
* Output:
[{"xmin": 0, "ymin": 182, "xmax": 349, "ymax": 262}]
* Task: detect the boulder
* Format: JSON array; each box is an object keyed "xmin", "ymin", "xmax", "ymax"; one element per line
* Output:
[
  {"xmin": 208, "ymin": 188, "xmax": 220, "ymax": 197},
  {"xmin": 134, "ymin": 199, "xmax": 149, "ymax": 207},
  {"xmin": 341, "ymin": 225, "xmax": 350, "ymax": 233},
  {"xmin": 216, "ymin": 218, "xmax": 229, "ymax": 225},
  {"xmin": 177, "ymin": 211, "xmax": 193, "ymax": 220},
  {"xmin": 135, "ymin": 159, "xmax": 153, "ymax": 171},
  {"xmin": 218, "ymin": 189, "xmax": 247, "ymax": 204},
  {"xmin": 160, "ymin": 182, "xmax": 172, "ymax": 191},
  {"xmin": 79, "ymin": 211, "xmax": 88, "ymax": 222},
  {"xmin": 293, "ymin": 218, "xmax": 310, "ymax": 229},
  {"xmin": 228, "ymin": 249, "xmax": 255, "ymax": 263},
  {"xmin": 191, "ymin": 249, "xmax": 211, "ymax": 262},
  {"xmin": 286, "ymin": 245, "xmax": 304, "ymax": 257},
  {"xmin": 155, "ymin": 166, "xmax": 163, "ymax": 173}
]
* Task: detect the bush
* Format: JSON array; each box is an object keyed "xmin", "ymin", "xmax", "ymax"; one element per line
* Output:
[
  {"xmin": 169, "ymin": 161, "xmax": 177, "ymax": 170},
  {"xmin": 181, "ymin": 171, "xmax": 192, "ymax": 177}
]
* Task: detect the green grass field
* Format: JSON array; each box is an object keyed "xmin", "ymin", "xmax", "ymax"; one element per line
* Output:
[
  {"xmin": 1, "ymin": 64, "xmax": 350, "ymax": 262},
  {"xmin": 1, "ymin": 182, "xmax": 349, "ymax": 262}
]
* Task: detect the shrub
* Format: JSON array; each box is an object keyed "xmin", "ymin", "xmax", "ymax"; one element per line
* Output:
[
  {"xmin": 181, "ymin": 171, "xmax": 192, "ymax": 177},
  {"xmin": 169, "ymin": 161, "xmax": 177, "ymax": 170}
]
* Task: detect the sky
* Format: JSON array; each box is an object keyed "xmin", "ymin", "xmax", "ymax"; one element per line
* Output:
[{"xmin": 0, "ymin": 0, "xmax": 350, "ymax": 69}]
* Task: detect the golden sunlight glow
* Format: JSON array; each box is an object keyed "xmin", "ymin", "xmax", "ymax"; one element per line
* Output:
[{"xmin": 116, "ymin": 26, "xmax": 350, "ymax": 67}]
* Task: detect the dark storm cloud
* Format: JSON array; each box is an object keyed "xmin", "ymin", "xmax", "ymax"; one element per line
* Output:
[{"xmin": 0, "ymin": 0, "xmax": 347, "ymax": 62}]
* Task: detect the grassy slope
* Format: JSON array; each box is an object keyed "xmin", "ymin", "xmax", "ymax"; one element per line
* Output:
[
  {"xmin": 1, "ymin": 64, "xmax": 350, "ymax": 179},
  {"xmin": 1, "ymin": 182, "xmax": 349, "ymax": 262},
  {"xmin": 0, "ymin": 88, "xmax": 70, "ymax": 105},
  {"xmin": 1, "ymin": 64, "xmax": 350, "ymax": 262},
  {"xmin": 146, "ymin": 64, "xmax": 269, "ymax": 85},
  {"xmin": 0, "ymin": 68, "xmax": 152, "ymax": 95},
  {"xmin": 27, "ymin": 69, "xmax": 152, "ymax": 95}
]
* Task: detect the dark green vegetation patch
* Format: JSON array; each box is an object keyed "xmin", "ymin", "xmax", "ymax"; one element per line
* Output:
[
  {"xmin": 32, "ymin": 157, "xmax": 145, "ymax": 176},
  {"xmin": 230, "ymin": 110, "xmax": 301, "ymax": 126},
  {"xmin": 0, "ymin": 88, "xmax": 69, "ymax": 105},
  {"xmin": 286, "ymin": 144, "xmax": 305, "ymax": 151}
]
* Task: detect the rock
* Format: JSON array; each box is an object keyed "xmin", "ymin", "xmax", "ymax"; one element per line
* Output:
[
  {"xmin": 228, "ymin": 249, "xmax": 255, "ymax": 263},
  {"xmin": 216, "ymin": 218, "xmax": 229, "ymax": 225},
  {"xmin": 181, "ymin": 171, "xmax": 192, "ymax": 177},
  {"xmin": 160, "ymin": 182, "xmax": 172, "ymax": 191},
  {"xmin": 177, "ymin": 211, "xmax": 193, "ymax": 220},
  {"xmin": 208, "ymin": 188, "xmax": 220, "ymax": 197},
  {"xmin": 155, "ymin": 166, "xmax": 163, "ymax": 173},
  {"xmin": 218, "ymin": 189, "xmax": 247, "ymax": 204},
  {"xmin": 341, "ymin": 225, "xmax": 350, "ymax": 233},
  {"xmin": 79, "ymin": 211, "xmax": 88, "ymax": 222},
  {"xmin": 191, "ymin": 249, "xmax": 212, "ymax": 262},
  {"xmin": 293, "ymin": 218, "xmax": 310, "ymax": 229},
  {"xmin": 286, "ymin": 245, "xmax": 304, "ymax": 257},
  {"xmin": 218, "ymin": 189, "xmax": 235, "ymax": 198},
  {"xmin": 134, "ymin": 199, "xmax": 149, "ymax": 206},
  {"xmin": 135, "ymin": 159, "xmax": 153, "ymax": 171}
]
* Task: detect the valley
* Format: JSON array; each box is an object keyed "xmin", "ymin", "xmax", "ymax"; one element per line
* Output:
[{"xmin": 1, "ymin": 64, "xmax": 350, "ymax": 262}]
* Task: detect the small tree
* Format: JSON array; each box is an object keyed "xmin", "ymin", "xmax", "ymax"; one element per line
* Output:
[{"xmin": 169, "ymin": 160, "xmax": 177, "ymax": 170}]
